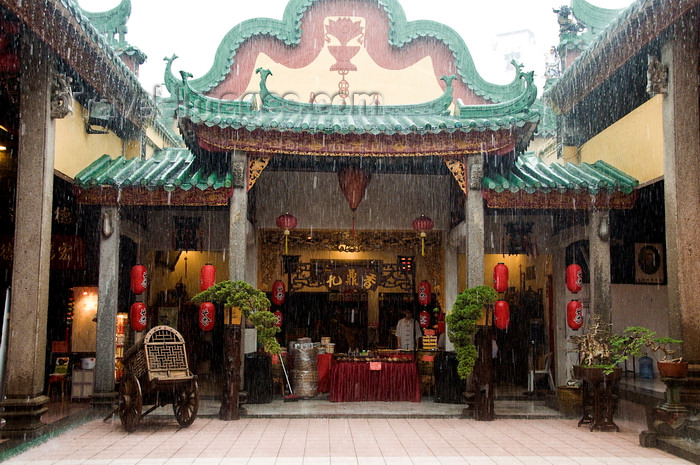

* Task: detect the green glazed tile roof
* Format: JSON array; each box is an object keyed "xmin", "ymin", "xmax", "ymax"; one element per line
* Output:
[
  {"xmin": 74, "ymin": 148, "xmax": 232, "ymax": 192},
  {"xmin": 482, "ymin": 153, "xmax": 638, "ymax": 195},
  {"xmin": 558, "ymin": 0, "xmax": 624, "ymax": 52},
  {"xmin": 175, "ymin": 68, "xmax": 539, "ymax": 136},
  {"xmin": 164, "ymin": 0, "xmax": 528, "ymax": 104},
  {"xmin": 572, "ymin": 0, "xmax": 624, "ymax": 34}
]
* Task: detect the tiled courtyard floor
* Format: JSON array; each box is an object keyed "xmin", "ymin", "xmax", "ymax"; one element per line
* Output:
[{"xmin": 2, "ymin": 416, "xmax": 692, "ymax": 465}]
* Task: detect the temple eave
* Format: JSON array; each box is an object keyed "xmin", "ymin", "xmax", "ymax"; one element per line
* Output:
[
  {"xmin": 190, "ymin": 125, "xmax": 521, "ymax": 157},
  {"xmin": 74, "ymin": 186, "xmax": 233, "ymax": 206},
  {"xmin": 482, "ymin": 189, "xmax": 638, "ymax": 210}
]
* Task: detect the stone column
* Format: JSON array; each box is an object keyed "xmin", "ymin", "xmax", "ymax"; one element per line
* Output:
[
  {"xmin": 465, "ymin": 156, "xmax": 485, "ymax": 288},
  {"xmin": 662, "ymin": 13, "xmax": 700, "ymax": 357},
  {"xmin": 93, "ymin": 206, "xmax": 120, "ymax": 407},
  {"xmin": 220, "ymin": 150, "xmax": 248, "ymax": 421},
  {"xmin": 443, "ymin": 225, "xmax": 463, "ymax": 351},
  {"xmin": 229, "ymin": 151, "xmax": 247, "ymax": 282},
  {"xmin": 588, "ymin": 210, "xmax": 611, "ymax": 325},
  {"xmin": 1, "ymin": 32, "xmax": 55, "ymax": 438}
]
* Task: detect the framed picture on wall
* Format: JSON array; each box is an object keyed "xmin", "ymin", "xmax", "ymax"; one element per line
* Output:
[
  {"xmin": 158, "ymin": 306, "xmax": 179, "ymax": 329},
  {"xmin": 634, "ymin": 243, "xmax": 664, "ymax": 284}
]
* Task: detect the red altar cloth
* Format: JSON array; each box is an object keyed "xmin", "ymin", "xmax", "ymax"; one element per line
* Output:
[
  {"xmin": 329, "ymin": 361, "xmax": 421, "ymax": 402},
  {"xmin": 317, "ymin": 353, "xmax": 333, "ymax": 393}
]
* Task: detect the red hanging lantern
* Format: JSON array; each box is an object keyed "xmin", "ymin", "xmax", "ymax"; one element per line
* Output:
[
  {"xmin": 130, "ymin": 264, "xmax": 147, "ymax": 295},
  {"xmin": 199, "ymin": 302, "xmax": 216, "ymax": 331},
  {"xmin": 276, "ymin": 213, "xmax": 298, "ymax": 254},
  {"xmin": 200, "ymin": 264, "xmax": 216, "ymax": 291},
  {"xmin": 273, "ymin": 310, "xmax": 283, "ymax": 327},
  {"xmin": 338, "ymin": 168, "xmax": 371, "ymax": 236},
  {"xmin": 271, "ymin": 280, "xmax": 286, "ymax": 306},
  {"xmin": 419, "ymin": 310, "xmax": 431, "ymax": 329},
  {"xmin": 493, "ymin": 263, "xmax": 509, "ymax": 293},
  {"xmin": 412, "ymin": 215, "xmax": 434, "ymax": 256},
  {"xmin": 567, "ymin": 300, "xmax": 584, "ymax": 330},
  {"xmin": 417, "ymin": 280, "xmax": 431, "ymax": 306},
  {"xmin": 566, "ymin": 264, "xmax": 583, "ymax": 293},
  {"xmin": 130, "ymin": 302, "xmax": 147, "ymax": 332},
  {"xmin": 494, "ymin": 300, "xmax": 510, "ymax": 330}
]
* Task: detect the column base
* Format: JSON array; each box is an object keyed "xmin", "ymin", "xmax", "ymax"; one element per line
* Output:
[
  {"xmin": 91, "ymin": 391, "xmax": 118, "ymax": 410},
  {"xmin": 0, "ymin": 395, "xmax": 49, "ymax": 439}
]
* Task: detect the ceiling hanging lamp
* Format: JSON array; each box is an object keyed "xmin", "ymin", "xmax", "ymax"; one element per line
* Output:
[
  {"xmin": 338, "ymin": 167, "xmax": 371, "ymax": 237},
  {"xmin": 412, "ymin": 215, "xmax": 434, "ymax": 256},
  {"xmin": 276, "ymin": 213, "xmax": 298, "ymax": 254}
]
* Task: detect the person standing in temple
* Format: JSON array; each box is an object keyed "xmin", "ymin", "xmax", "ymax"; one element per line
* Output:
[{"xmin": 396, "ymin": 309, "xmax": 421, "ymax": 350}]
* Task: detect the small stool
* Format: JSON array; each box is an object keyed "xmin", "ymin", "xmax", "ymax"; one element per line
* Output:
[{"xmin": 48, "ymin": 373, "xmax": 68, "ymax": 399}]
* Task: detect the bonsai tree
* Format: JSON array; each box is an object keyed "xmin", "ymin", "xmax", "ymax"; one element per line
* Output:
[
  {"xmin": 622, "ymin": 326, "xmax": 683, "ymax": 362},
  {"xmin": 191, "ymin": 280, "xmax": 280, "ymax": 354},
  {"xmin": 570, "ymin": 315, "xmax": 641, "ymax": 374},
  {"xmin": 192, "ymin": 280, "xmax": 278, "ymax": 420},
  {"xmin": 446, "ymin": 285, "xmax": 497, "ymax": 379}
]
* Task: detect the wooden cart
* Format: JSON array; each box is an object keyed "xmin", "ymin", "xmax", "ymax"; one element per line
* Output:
[{"xmin": 118, "ymin": 325, "xmax": 198, "ymax": 432}]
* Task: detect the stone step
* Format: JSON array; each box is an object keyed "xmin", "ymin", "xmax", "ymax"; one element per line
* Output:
[
  {"xmin": 686, "ymin": 424, "xmax": 700, "ymax": 442},
  {"xmin": 654, "ymin": 436, "xmax": 700, "ymax": 464}
]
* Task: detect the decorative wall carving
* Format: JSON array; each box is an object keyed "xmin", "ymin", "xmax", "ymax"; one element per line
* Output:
[
  {"xmin": 646, "ymin": 55, "xmax": 668, "ymax": 96},
  {"xmin": 259, "ymin": 229, "xmax": 444, "ymax": 306},
  {"xmin": 51, "ymin": 73, "xmax": 73, "ymax": 119}
]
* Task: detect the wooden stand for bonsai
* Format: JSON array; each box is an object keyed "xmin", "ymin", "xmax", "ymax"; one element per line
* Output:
[
  {"xmin": 659, "ymin": 377, "xmax": 689, "ymax": 413},
  {"xmin": 575, "ymin": 366, "xmax": 620, "ymax": 432}
]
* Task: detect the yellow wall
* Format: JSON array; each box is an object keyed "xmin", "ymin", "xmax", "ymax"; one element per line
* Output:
[
  {"xmin": 54, "ymin": 102, "xmax": 127, "ymax": 178},
  {"xmin": 147, "ymin": 251, "xmax": 229, "ymax": 306},
  {"xmin": 483, "ymin": 254, "xmax": 552, "ymax": 293},
  {"xmin": 579, "ymin": 95, "xmax": 664, "ymax": 184},
  {"xmin": 71, "ymin": 286, "xmax": 98, "ymax": 353},
  {"xmin": 145, "ymin": 125, "xmax": 168, "ymax": 154}
]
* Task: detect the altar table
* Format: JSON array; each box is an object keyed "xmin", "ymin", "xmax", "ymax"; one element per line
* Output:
[{"xmin": 329, "ymin": 361, "xmax": 420, "ymax": 402}]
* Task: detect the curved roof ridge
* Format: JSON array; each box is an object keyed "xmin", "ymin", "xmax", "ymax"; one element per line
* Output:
[
  {"xmin": 76, "ymin": 0, "xmax": 131, "ymax": 42},
  {"xmin": 164, "ymin": 0, "xmax": 527, "ymax": 104},
  {"xmin": 572, "ymin": 0, "xmax": 624, "ymax": 33}
]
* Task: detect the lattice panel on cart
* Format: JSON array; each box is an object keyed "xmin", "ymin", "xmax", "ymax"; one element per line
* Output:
[{"xmin": 145, "ymin": 342, "xmax": 190, "ymax": 380}]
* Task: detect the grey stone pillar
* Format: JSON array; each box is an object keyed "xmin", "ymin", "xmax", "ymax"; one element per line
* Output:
[
  {"xmin": 1, "ymin": 32, "xmax": 55, "ymax": 438},
  {"xmin": 229, "ymin": 151, "xmax": 247, "ymax": 282},
  {"xmin": 93, "ymin": 206, "xmax": 120, "ymax": 406},
  {"xmin": 444, "ymin": 225, "xmax": 464, "ymax": 352},
  {"xmin": 662, "ymin": 13, "xmax": 700, "ymax": 358},
  {"xmin": 221, "ymin": 150, "xmax": 248, "ymax": 420},
  {"xmin": 465, "ymin": 156, "xmax": 485, "ymax": 288},
  {"xmin": 588, "ymin": 210, "xmax": 611, "ymax": 325}
]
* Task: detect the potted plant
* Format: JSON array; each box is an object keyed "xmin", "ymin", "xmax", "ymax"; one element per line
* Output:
[
  {"xmin": 569, "ymin": 315, "xmax": 637, "ymax": 377},
  {"xmin": 445, "ymin": 285, "xmax": 497, "ymax": 380},
  {"xmin": 621, "ymin": 326, "xmax": 686, "ymax": 378}
]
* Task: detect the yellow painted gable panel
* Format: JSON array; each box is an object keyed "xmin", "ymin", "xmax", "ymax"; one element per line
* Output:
[
  {"xmin": 247, "ymin": 50, "xmax": 443, "ymax": 106},
  {"xmin": 244, "ymin": 16, "xmax": 443, "ymax": 106},
  {"xmin": 580, "ymin": 95, "xmax": 663, "ymax": 184}
]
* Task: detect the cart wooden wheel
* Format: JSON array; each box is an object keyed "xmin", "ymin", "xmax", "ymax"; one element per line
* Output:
[
  {"xmin": 173, "ymin": 379, "xmax": 199, "ymax": 427},
  {"xmin": 118, "ymin": 374, "xmax": 142, "ymax": 432}
]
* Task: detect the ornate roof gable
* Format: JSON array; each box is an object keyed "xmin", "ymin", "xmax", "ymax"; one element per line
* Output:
[{"xmin": 164, "ymin": 0, "xmax": 529, "ymax": 105}]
